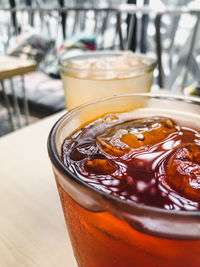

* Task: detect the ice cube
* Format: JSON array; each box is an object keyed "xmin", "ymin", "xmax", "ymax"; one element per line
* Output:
[
  {"xmin": 69, "ymin": 142, "xmax": 97, "ymax": 161},
  {"xmin": 166, "ymin": 144, "xmax": 200, "ymax": 201},
  {"xmin": 97, "ymin": 116, "xmax": 177, "ymax": 157},
  {"xmin": 67, "ymin": 51, "xmax": 146, "ymax": 80},
  {"xmin": 85, "ymin": 158, "xmax": 117, "ymax": 175}
]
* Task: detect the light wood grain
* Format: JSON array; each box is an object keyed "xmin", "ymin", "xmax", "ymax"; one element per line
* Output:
[
  {"xmin": 0, "ymin": 112, "xmax": 77, "ymax": 267},
  {"xmin": 0, "ymin": 56, "xmax": 36, "ymax": 81}
]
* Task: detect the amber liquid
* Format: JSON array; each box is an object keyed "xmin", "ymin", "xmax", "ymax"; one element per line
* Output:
[
  {"xmin": 58, "ymin": 115, "xmax": 200, "ymax": 267},
  {"xmin": 57, "ymin": 184, "xmax": 200, "ymax": 267}
]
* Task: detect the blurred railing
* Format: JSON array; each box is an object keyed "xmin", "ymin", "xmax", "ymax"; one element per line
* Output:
[{"xmin": 0, "ymin": 4, "xmax": 200, "ymax": 92}]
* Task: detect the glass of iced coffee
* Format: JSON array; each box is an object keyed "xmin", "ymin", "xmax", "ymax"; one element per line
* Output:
[
  {"xmin": 48, "ymin": 93, "xmax": 200, "ymax": 267},
  {"xmin": 59, "ymin": 51, "xmax": 157, "ymax": 110}
]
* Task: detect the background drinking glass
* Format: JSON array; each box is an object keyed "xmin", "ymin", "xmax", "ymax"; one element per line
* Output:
[
  {"xmin": 48, "ymin": 93, "xmax": 200, "ymax": 267},
  {"xmin": 59, "ymin": 51, "xmax": 157, "ymax": 110}
]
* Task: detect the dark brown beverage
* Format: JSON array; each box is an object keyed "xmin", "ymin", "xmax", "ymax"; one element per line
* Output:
[
  {"xmin": 48, "ymin": 94, "xmax": 200, "ymax": 267},
  {"xmin": 62, "ymin": 115, "xmax": 200, "ymax": 212}
]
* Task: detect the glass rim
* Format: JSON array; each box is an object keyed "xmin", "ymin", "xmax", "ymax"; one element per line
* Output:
[
  {"xmin": 58, "ymin": 50, "xmax": 157, "ymax": 74},
  {"xmin": 48, "ymin": 93, "xmax": 200, "ymax": 218}
]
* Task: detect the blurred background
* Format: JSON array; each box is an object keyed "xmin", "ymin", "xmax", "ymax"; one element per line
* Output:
[{"xmin": 0, "ymin": 0, "xmax": 200, "ymax": 136}]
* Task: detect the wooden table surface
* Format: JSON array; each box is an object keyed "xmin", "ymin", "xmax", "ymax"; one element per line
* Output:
[
  {"xmin": 0, "ymin": 56, "xmax": 36, "ymax": 81},
  {"xmin": 0, "ymin": 111, "xmax": 77, "ymax": 267}
]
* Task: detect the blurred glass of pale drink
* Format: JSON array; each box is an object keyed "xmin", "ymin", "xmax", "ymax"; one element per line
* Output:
[{"xmin": 59, "ymin": 51, "xmax": 157, "ymax": 110}]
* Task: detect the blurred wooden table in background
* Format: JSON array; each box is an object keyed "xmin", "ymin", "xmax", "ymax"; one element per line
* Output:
[{"xmin": 0, "ymin": 56, "xmax": 37, "ymax": 130}]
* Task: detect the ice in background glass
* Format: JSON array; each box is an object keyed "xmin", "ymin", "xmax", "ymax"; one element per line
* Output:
[
  {"xmin": 48, "ymin": 93, "xmax": 200, "ymax": 267},
  {"xmin": 59, "ymin": 51, "xmax": 157, "ymax": 110}
]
